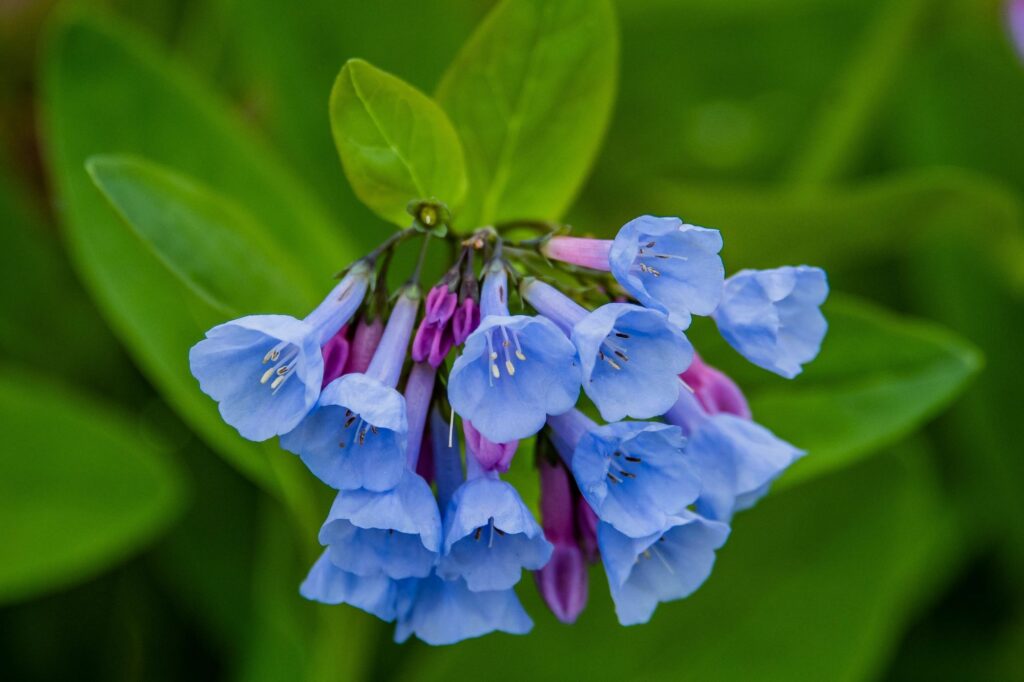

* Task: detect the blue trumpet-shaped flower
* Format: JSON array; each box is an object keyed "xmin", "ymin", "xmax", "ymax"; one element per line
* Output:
[
  {"xmin": 394, "ymin": 573, "xmax": 532, "ymax": 646},
  {"xmin": 300, "ymin": 551, "xmax": 414, "ymax": 622},
  {"xmin": 281, "ymin": 289, "xmax": 419, "ymax": 491},
  {"xmin": 713, "ymin": 265, "xmax": 829, "ymax": 378},
  {"xmin": 448, "ymin": 263, "xmax": 580, "ymax": 443},
  {"xmin": 522, "ymin": 279, "xmax": 693, "ymax": 422},
  {"xmin": 609, "ymin": 216, "xmax": 724, "ymax": 328},
  {"xmin": 319, "ymin": 469, "xmax": 442, "ymax": 579},
  {"xmin": 438, "ymin": 472, "xmax": 553, "ymax": 592},
  {"xmin": 665, "ymin": 390, "xmax": 803, "ymax": 522},
  {"xmin": 547, "ymin": 410, "xmax": 701, "ymax": 538},
  {"xmin": 599, "ymin": 512, "xmax": 730, "ymax": 625},
  {"xmin": 189, "ymin": 264, "xmax": 371, "ymax": 441}
]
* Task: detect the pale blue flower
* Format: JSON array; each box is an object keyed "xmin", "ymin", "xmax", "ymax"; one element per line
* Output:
[
  {"xmin": 599, "ymin": 512, "xmax": 730, "ymax": 625},
  {"xmin": 522, "ymin": 279, "xmax": 693, "ymax": 422},
  {"xmin": 437, "ymin": 472, "xmax": 553, "ymax": 591},
  {"xmin": 300, "ymin": 551, "xmax": 413, "ymax": 622},
  {"xmin": 319, "ymin": 469, "xmax": 442, "ymax": 579},
  {"xmin": 609, "ymin": 216, "xmax": 724, "ymax": 328},
  {"xmin": 280, "ymin": 290, "xmax": 420, "ymax": 491},
  {"xmin": 189, "ymin": 264, "xmax": 371, "ymax": 441},
  {"xmin": 713, "ymin": 266, "xmax": 828, "ymax": 378},
  {"xmin": 280, "ymin": 373, "xmax": 408, "ymax": 491},
  {"xmin": 665, "ymin": 390, "xmax": 803, "ymax": 522},
  {"xmin": 548, "ymin": 410, "xmax": 700, "ymax": 538},
  {"xmin": 394, "ymin": 573, "xmax": 532, "ymax": 645},
  {"xmin": 448, "ymin": 263, "xmax": 580, "ymax": 443}
]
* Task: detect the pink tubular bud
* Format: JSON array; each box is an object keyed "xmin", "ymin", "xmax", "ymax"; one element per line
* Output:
[
  {"xmin": 343, "ymin": 317, "xmax": 384, "ymax": 375},
  {"xmin": 452, "ymin": 298, "xmax": 480, "ymax": 345},
  {"xmin": 542, "ymin": 236, "xmax": 613, "ymax": 271},
  {"xmin": 536, "ymin": 458, "xmax": 589, "ymax": 623},
  {"xmin": 463, "ymin": 419, "xmax": 517, "ymax": 472},
  {"xmin": 320, "ymin": 325, "xmax": 351, "ymax": 387},
  {"xmin": 535, "ymin": 544, "xmax": 588, "ymax": 624},
  {"xmin": 424, "ymin": 284, "xmax": 458, "ymax": 325},
  {"xmin": 681, "ymin": 353, "xmax": 752, "ymax": 419},
  {"xmin": 413, "ymin": 284, "xmax": 459, "ymax": 367}
]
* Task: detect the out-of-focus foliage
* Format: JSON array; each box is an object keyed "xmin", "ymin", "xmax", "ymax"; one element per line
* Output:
[{"xmin": 0, "ymin": 0, "xmax": 1021, "ymax": 679}]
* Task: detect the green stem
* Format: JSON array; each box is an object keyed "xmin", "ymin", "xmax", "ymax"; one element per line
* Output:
[{"xmin": 786, "ymin": 0, "xmax": 931, "ymax": 188}]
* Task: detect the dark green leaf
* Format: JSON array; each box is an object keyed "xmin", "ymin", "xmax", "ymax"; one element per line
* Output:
[
  {"xmin": 330, "ymin": 59, "xmax": 467, "ymax": 227},
  {"xmin": 87, "ymin": 154, "xmax": 317, "ymax": 316},
  {"xmin": 40, "ymin": 9, "xmax": 345, "ymax": 494},
  {"xmin": 0, "ymin": 371, "xmax": 184, "ymax": 604},
  {"xmin": 436, "ymin": 0, "xmax": 618, "ymax": 228}
]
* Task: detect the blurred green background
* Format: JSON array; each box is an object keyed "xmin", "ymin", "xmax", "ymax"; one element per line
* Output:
[{"xmin": 1, "ymin": 0, "xmax": 1023, "ymax": 679}]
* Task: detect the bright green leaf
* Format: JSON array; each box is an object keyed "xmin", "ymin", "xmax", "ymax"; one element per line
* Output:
[
  {"xmin": 692, "ymin": 295, "xmax": 981, "ymax": 488},
  {"xmin": 330, "ymin": 58, "xmax": 467, "ymax": 227},
  {"xmin": 87, "ymin": 154, "xmax": 317, "ymax": 317},
  {"xmin": 436, "ymin": 0, "xmax": 618, "ymax": 228},
  {"xmin": 40, "ymin": 9, "xmax": 345, "ymax": 493},
  {"xmin": 0, "ymin": 371, "xmax": 184, "ymax": 604}
]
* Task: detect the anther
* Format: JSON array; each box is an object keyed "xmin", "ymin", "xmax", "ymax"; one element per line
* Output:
[
  {"xmin": 624, "ymin": 455, "xmax": 642, "ymax": 463},
  {"xmin": 614, "ymin": 350, "xmax": 629, "ymax": 362},
  {"xmin": 614, "ymin": 332, "xmax": 630, "ymax": 339},
  {"xmin": 344, "ymin": 415, "xmax": 357, "ymax": 428},
  {"xmin": 607, "ymin": 472, "xmax": 622, "ymax": 484},
  {"xmin": 260, "ymin": 368, "xmax": 275, "ymax": 384},
  {"xmin": 505, "ymin": 360, "xmax": 516, "ymax": 376},
  {"xmin": 270, "ymin": 375, "xmax": 286, "ymax": 390},
  {"xmin": 491, "ymin": 364, "xmax": 501, "ymax": 379},
  {"xmin": 618, "ymin": 469, "xmax": 636, "ymax": 479},
  {"xmin": 515, "ymin": 349, "xmax": 526, "ymax": 361},
  {"xmin": 474, "ymin": 527, "xmax": 483, "ymax": 541},
  {"xmin": 276, "ymin": 366, "xmax": 289, "ymax": 376}
]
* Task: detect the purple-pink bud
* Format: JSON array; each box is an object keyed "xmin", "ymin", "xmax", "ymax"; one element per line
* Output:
[
  {"xmin": 535, "ymin": 544, "xmax": 588, "ymax": 624},
  {"xmin": 542, "ymin": 235, "xmax": 613, "ymax": 271},
  {"xmin": 343, "ymin": 317, "xmax": 384, "ymax": 375},
  {"xmin": 424, "ymin": 284, "xmax": 458, "ymax": 325},
  {"xmin": 536, "ymin": 458, "xmax": 589, "ymax": 623},
  {"xmin": 412, "ymin": 284, "xmax": 458, "ymax": 367},
  {"xmin": 320, "ymin": 324, "xmax": 351, "ymax": 387},
  {"xmin": 463, "ymin": 419, "xmax": 517, "ymax": 472},
  {"xmin": 680, "ymin": 353, "xmax": 751, "ymax": 419},
  {"xmin": 452, "ymin": 298, "xmax": 480, "ymax": 345}
]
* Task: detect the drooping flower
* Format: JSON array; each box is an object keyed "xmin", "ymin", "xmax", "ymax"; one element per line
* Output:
[
  {"xmin": 599, "ymin": 511, "xmax": 730, "ymax": 625},
  {"xmin": 522, "ymin": 278, "xmax": 693, "ymax": 421},
  {"xmin": 437, "ymin": 452, "xmax": 553, "ymax": 591},
  {"xmin": 664, "ymin": 388, "xmax": 802, "ymax": 522},
  {"xmin": 189, "ymin": 262, "xmax": 372, "ymax": 441},
  {"xmin": 317, "ymin": 469, "xmax": 441, "ymax": 579},
  {"xmin": 535, "ymin": 457, "xmax": 589, "ymax": 624},
  {"xmin": 314, "ymin": 361, "xmax": 442, "ymax": 579},
  {"xmin": 448, "ymin": 261, "xmax": 581, "ymax": 443},
  {"xmin": 452, "ymin": 298, "xmax": 480, "ymax": 345},
  {"xmin": 300, "ymin": 550, "xmax": 412, "ymax": 621},
  {"xmin": 542, "ymin": 216, "xmax": 724, "ymax": 328},
  {"xmin": 713, "ymin": 266, "xmax": 829, "ymax": 378},
  {"xmin": 395, "ymin": 408, "xmax": 534, "ymax": 645},
  {"xmin": 394, "ymin": 572, "xmax": 533, "ymax": 646},
  {"xmin": 680, "ymin": 352, "xmax": 751, "ymax": 419},
  {"xmin": 463, "ymin": 419, "xmax": 517, "ymax": 472},
  {"xmin": 547, "ymin": 409, "xmax": 700, "ymax": 538},
  {"xmin": 280, "ymin": 287, "xmax": 419, "ymax": 491}
]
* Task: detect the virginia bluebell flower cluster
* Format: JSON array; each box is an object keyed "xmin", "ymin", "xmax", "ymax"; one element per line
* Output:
[{"xmin": 190, "ymin": 210, "xmax": 829, "ymax": 645}]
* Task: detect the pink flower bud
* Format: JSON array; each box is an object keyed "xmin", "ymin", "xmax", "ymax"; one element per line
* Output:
[
  {"xmin": 424, "ymin": 284, "xmax": 458, "ymax": 325},
  {"xmin": 680, "ymin": 353, "xmax": 751, "ymax": 419},
  {"xmin": 463, "ymin": 419, "xmax": 517, "ymax": 472},
  {"xmin": 343, "ymin": 317, "xmax": 383, "ymax": 375},
  {"xmin": 320, "ymin": 324, "xmax": 350, "ymax": 387},
  {"xmin": 576, "ymin": 496, "xmax": 599, "ymax": 563},
  {"xmin": 535, "ymin": 544, "xmax": 588, "ymax": 624},
  {"xmin": 452, "ymin": 298, "xmax": 480, "ymax": 345}
]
